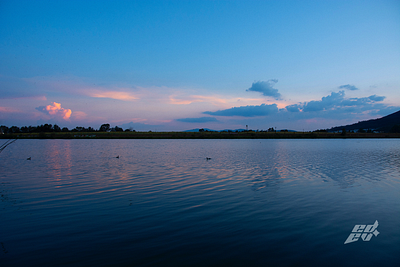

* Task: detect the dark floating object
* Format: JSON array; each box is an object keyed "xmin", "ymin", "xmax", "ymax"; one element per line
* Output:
[
  {"xmin": 116, "ymin": 155, "xmax": 119, "ymax": 158},
  {"xmin": 206, "ymin": 157, "xmax": 211, "ymax": 160},
  {"xmin": 27, "ymin": 157, "xmax": 31, "ymax": 160}
]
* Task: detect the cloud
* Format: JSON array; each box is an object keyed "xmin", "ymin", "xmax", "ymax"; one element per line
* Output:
[
  {"xmin": 246, "ymin": 80, "xmax": 281, "ymax": 99},
  {"xmin": 338, "ymin": 84, "xmax": 359, "ymax": 91},
  {"xmin": 302, "ymin": 91, "xmax": 345, "ymax": 112},
  {"xmin": 203, "ymin": 103, "xmax": 278, "ymax": 117},
  {"xmin": 285, "ymin": 104, "xmax": 301, "ymax": 112},
  {"xmin": 285, "ymin": 91, "xmax": 387, "ymax": 114},
  {"xmin": 299, "ymin": 91, "xmax": 388, "ymax": 112},
  {"xmin": 86, "ymin": 90, "xmax": 138, "ymax": 101},
  {"xmin": 368, "ymin": 95, "xmax": 385, "ymax": 102},
  {"xmin": 176, "ymin": 117, "xmax": 218, "ymax": 123},
  {"xmin": 199, "ymin": 90, "xmax": 395, "ymax": 130},
  {"xmin": 23, "ymin": 76, "xmax": 139, "ymax": 101},
  {"xmin": 36, "ymin": 102, "xmax": 72, "ymax": 120}
]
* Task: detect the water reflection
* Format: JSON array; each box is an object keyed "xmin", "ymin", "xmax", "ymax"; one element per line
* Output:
[
  {"xmin": 45, "ymin": 140, "xmax": 73, "ymax": 186},
  {"xmin": 0, "ymin": 139, "xmax": 399, "ymax": 266}
]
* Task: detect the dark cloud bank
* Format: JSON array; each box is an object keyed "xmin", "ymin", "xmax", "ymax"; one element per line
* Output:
[
  {"xmin": 176, "ymin": 82, "xmax": 397, "ymax": 127},
  {"xmin": 202, "ymin": 91, "xmax": 393, "ymax": 119}
]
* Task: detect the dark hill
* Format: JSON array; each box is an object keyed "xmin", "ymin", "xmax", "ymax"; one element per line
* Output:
[{"xmin": 329, "ymin": 110, "xmax": 400, "ymax": 132}]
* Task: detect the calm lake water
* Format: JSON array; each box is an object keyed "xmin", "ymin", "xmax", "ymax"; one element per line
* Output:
[{"xmin": 1, "ymin": 139, "xmax": 399, "ymax": 266}]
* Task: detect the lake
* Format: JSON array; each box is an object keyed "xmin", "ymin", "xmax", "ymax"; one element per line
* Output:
[{"xmin": 1, "ymin": 139, "xmax": 399, "ymax": 266}]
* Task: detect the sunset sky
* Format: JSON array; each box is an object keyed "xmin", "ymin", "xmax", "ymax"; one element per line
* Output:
[{"xmin": 1, "ymin": 0, "xmax": 399, "ymax": 131}]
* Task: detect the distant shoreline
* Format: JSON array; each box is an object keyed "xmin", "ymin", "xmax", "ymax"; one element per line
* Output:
[{"xmin": 2, "ymin": 132, "xmax": 400, "ymax": 139}]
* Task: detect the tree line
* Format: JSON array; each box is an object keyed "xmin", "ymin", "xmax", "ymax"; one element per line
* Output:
[{"xmin": 0, "ymin": 123, "xmax": 134, "ymax": 134}]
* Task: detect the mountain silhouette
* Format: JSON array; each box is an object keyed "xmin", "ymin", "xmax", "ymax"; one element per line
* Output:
[{"xmin": 329, "ymin": 110, "xmax": 400, "ymax": 132}]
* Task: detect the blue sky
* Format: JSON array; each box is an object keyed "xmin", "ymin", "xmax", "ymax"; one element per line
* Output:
[{"xmin": 1, "ymin": 0, "xmax": 399, "ymax": 131}]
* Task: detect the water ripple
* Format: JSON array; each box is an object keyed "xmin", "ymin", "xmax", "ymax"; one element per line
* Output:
[{"xmin": 0, "ymin": 139, "xmax": 399, "ymax": 266}]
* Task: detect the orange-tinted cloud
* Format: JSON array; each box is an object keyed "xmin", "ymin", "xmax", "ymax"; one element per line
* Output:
[
  {"xmin": 86, "ymin": 90, "xmax": 138, "ymax": 101},
  {"xmin": 36, "ymin": 102, "xmax": 72, "ymax": 120}
]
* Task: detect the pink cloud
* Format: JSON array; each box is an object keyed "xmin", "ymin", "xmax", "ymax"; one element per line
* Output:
[
  {"xmin": 87, "ymin": 90, "xmax": 138, "ymax": 101},
  {"xmin": 36, "ymin": 102, "xmax": 72, "ymax": 120}
]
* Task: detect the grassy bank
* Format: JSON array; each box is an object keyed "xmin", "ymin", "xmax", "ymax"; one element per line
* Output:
[{"xmin": 2, "ymin": 131, "xmax": 400, "ymax": 139}]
